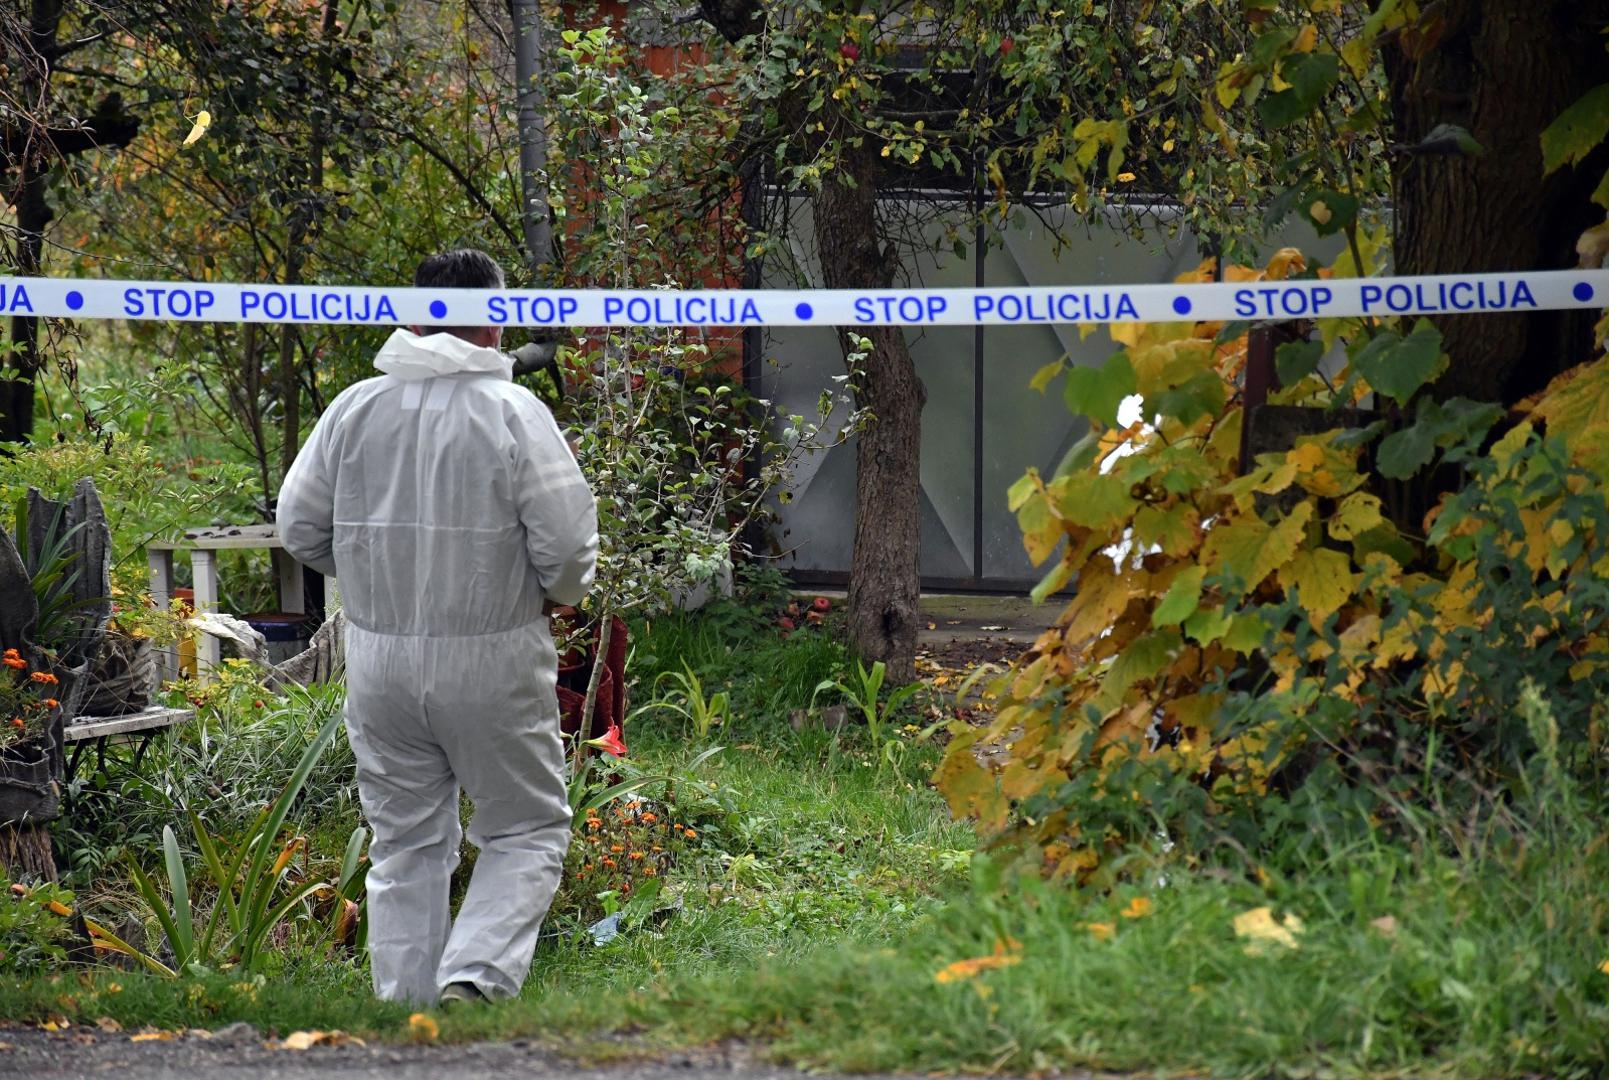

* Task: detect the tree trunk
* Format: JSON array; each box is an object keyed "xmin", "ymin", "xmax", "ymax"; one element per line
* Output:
[
  {"xmin": 0, "ymin": 0, "xmax": 61, "ymax": 445},
  {"xmin": 813, "ymin": 163, "xmax": 926, "ymax": 683},
  {"xmin": 509, "ymin": 0, "xmax": 555, "ymax": 281},
  {"xmin": 1386, "ymin": 0, "xmax": 1609, "ymax": 404}
]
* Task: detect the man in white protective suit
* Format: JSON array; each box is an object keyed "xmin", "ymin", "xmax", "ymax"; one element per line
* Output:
[{"xmin": 276, "ymin": 249, "xmax": 598, "ymax": 1006}]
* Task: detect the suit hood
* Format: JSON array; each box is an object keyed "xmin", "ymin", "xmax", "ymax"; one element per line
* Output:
[{"xmin": 373, "ymin": 329, "xmax": 513, "ymax": 382}]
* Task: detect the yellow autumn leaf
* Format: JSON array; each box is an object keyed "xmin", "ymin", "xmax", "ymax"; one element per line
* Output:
[
  {"xmin": 1329, "ymin": 491, "xmax": 1384, "ymax": 541},
  {"xmin": 1082, "ymin": 921, "xmax": 1115, "ymax": 940},
  {"xmin": 1598, "ymin": 958, "xmax": 1609, "ymax": 975},
  {"xmin": 1279, "ymin": 546, "xmax": 1355, "ymax": 621},
  {"xmin": 1233, "ymin": 906, "xmax": 1305, "ymax": 954},
  {"xmin": 408, "ymin": 1013, "xmax": 439, "ymax": 1042},
  {"xmin": 1308, "ymin": 199, "xmax": 1332, "ymax": 225},
  {"xmin": 130, "ymin": 1030, "xmax": 174, "ymax": 1041},
  {"xmin": 46, "ymin": 900, "xmax": 72, "ymax": 916},
  {"xmin": 934, "ymin": 937, "xmax": 1023, "ymax": 983},
  {"xmin": 1120, "ymin": 896, "xmax": 1152, "ymax": 919},
  {"xmin": 183, "ymin": 110, "xmax": 212, "ymax": 146},
  {"xmin": 281, "ymin": 1031, "xmax": 323, "ymax": 1051},
  {"xmin": 1116, "ymin": 171, "xmax": 1137, "ymax": 182},
  {"xmin": 1293, "ymin": 24, "xmax": 1319, "ymax": 53}
]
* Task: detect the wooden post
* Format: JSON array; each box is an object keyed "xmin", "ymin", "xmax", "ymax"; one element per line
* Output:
[
  {"xmin": 146, "ymin": 549, "xmax": 177, "ymax": 681},
  {"xmin": 273, "ymin": 549, "xmax": 306, "ymax": 614},
  {"xmin": 191, "ymin": 549, "xmax": 222, "ymax": 676}
]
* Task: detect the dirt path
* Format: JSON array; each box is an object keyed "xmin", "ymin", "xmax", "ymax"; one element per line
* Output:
[{"xmin": 0, "ymin": 1028, "xmax": 1107, "ymax": 1080}]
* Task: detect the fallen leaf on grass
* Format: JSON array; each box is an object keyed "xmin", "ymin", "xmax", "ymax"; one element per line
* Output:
[
  {"xmin": 94, "ymin": 1017, "xmax": 122, "ymax": 1033},
  {"xmin": 408, "ymin": 1013, "xmax": 439, "ymax": 1042},
  {"xmin": 130, "ymin": 1031, "xmax": 174, "ymax": 1042},
  {"xmin": 1234, "ymin": 906, "xmax": 1304, "ymax": 954},
  {"xmin": 1082, "ymin": 922, "xmax": 1115, "ymax": 940},
  {"xmin": 933, "ymin": 937, "xmax": 1023, "ymax": 983},
  {"xmin": 1370, "ymin": 915, "xmax": 1398, "ymax": 938},
  {"xmin": 0, "ymin": 1041, "xmax": 12, "ymax": 1050},
  {"xmin": 279, "ymin": 1030, "xmax": 365, "ymax": 1050},
  {"xmin": 1120, "ymin": 896, "xmax": 1152, "ymax": 919},
  {"xmin": 1598, "ymin": 958, "xmax": 1609, "ymax": 975}
]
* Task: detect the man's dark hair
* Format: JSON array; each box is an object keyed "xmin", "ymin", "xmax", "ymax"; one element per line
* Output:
[
  {"xmin": 413, "ymin": 249, "xmax": 504, "ymax": 339},
  {"xmin": 414, "ymin": 248, "xmax": 505, "ymax": 291}
]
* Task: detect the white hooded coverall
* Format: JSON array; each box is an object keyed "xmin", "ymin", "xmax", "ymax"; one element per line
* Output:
[{"xmin": 277, "ymin": 329, "xmax": 598, "ymax": 1003}]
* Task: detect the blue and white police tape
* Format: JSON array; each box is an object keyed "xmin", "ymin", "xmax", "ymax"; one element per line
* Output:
[{"xmin": 0, "ymin": 269, "xmax": 1604, "ymax": 328}]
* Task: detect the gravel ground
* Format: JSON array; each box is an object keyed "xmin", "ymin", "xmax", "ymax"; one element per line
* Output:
[
  {"xmin": 0, "ymin": 1027, "xmax": 818, "ymax": 1080},
  {"xmin": 0, "ymin": 1024, "xmax": 1115, "ymax": 1080}
]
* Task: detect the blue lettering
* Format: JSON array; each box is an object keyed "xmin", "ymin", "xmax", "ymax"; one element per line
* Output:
[
  {"xmin": 488, "ymin": 297, "xmax": 507, "ymax": 323},
  {"xmin": 124, "ymin": 288, "xmax": 144, "ymax": 316},
  {"xmin": 740, "ymin": 299, "xmax": 760, "ymax": 323},
  {"xmin": 1386, "ymin": 284, "xmax": 1411, "ymax": 311},
  {"xmin": 1450, "ymin": 282, "xmax": 1474, "ymax": 310},
  {"xmin": 375, "ymin": 296, "xmax": 397, "ymax": 322},
  {"xmin": 240, "ymin": 291, "xmax": 260, "ymax": 318},
  {"xmin": 1115, "ymin": 293, "xmax": 1138, "ymax": 320},
  {"xmin": 626, "ymin": 298, "xmax": 650, "ymax": 323},
  {"xmin": 603, "ymin": 297, "xmax": 623, "ymax": 321},
  {"xmin": 0, "ymin": 284, "xmax": 33, "ymax": 314},
  {"xmin": 1360, "ymin": 285, "xmax": 1382, "ymax": 312},
  {"xmin": 854, "ymin": 298, "xmax": 874, "ymax": 323},
  {"xmin": 1512, "ymin": 280, "xmax": 1536, "ymax": 308},
  {"xmin": 927, "ymin": 296, "xmax": 947, "ymax": 321},
  {"xmin": 974, "ymin": 296, "xmax": 995, "ymax": 320},
  {"xmin": 1309, "ymin": 286, "xmax": 1332, "ymax": 314},
  {"xmin": 559, "ymin": 297, "xmax": 578, "ymax": 322},
  {"xmin": 1234, "ymin": 289, "xmax": 1256, "ymax": 317}
]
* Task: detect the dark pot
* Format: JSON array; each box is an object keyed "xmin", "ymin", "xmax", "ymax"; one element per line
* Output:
[{"xmin": 0, "ymin": 739, "xmax": 60, "ymax": 826}]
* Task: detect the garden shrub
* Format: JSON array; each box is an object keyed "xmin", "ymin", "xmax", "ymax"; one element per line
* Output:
[{"xmin": 936, "ymin": 252, "xmax": 1609, "ymax": 877}]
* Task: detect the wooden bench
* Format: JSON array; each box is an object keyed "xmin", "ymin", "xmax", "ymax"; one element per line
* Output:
[{"xmin": 63, "ymin": 705, "xmax": 196, "ymax": 779}]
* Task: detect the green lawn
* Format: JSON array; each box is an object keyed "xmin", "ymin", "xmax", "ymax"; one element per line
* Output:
[{"xmin": 5, "ymin": 604, "xmax": 1606, "ymax": 1078}]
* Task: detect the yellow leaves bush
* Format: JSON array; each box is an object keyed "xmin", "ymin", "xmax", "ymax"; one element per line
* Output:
[{"xmin": 937, "ymin": 251, "xmax": 1609, "ymax": 878}]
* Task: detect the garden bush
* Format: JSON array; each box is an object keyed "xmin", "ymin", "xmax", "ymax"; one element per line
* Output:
[{"xmin": 937, "ymin": 252, "xmax": 1609, "ymax": 878}]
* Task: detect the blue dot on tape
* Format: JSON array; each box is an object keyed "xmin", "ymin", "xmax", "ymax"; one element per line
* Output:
[
  {"xmin": 795, "ymin": 302, "xmax": 814, "ymax": 320},
  {"xmin": 1172, "ymin": 295, "xmax": 1193, "ymax": 316},
  {"xmin": 429, "ymin": 299, "xmax": 448, "ymax": 319},
  {"xmin": 65, "ymin": 290, "xmax": 84, "ymax": 311},
  {"xmin": 1574, "ymin": 282, "xmax": 1595, "ymax": 303}
]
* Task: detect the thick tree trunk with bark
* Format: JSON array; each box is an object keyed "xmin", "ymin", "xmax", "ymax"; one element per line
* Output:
[
  {"xmin": 1386, "ymin": 0, "xmax": 1609, "ymax": 404},
  {"xmin": 813, "ymin": 164, "xmax": 926, "ymax": 683}
]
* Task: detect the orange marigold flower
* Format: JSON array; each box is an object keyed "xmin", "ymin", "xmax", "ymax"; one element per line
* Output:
[
  {"xmin": 628, "ymin": 851, "xmax": 644, "ymax": 861},
  {"xmin": 2, "ymin": 648, "xmax": 19, "ymax": 659},
  {"xmin": 643, "ymin": 868, "xmax": 658, "ymax": 877},
  {"xmin": 10, "ymin": 718, "xmax": 23, "ymax": 729},
  {"xmin": 41, "ymin": 699, "xmax": 58, "ymax": 709},
  {"xmin": 30, "ymin": 672, "xmax": 58, "ymax": 685},
  {"xmin": 587, "ymin": 819, "xmax": 601, "ymax": 831},
  {"xmin": 2, "ymin": 657, "xmax": 25, "ymax": 670},
  {"xmin": 683, "ymin": 828, "xmax": 697, "ymax": 838},
  {"xmin": 610, "ymin": 844, "xmax": 624, "ymax": 853},
  {"xmin": 602, "ymin": 857, "xmax": 616, "ymax": 868},
  {"xmin": 641, "ymin": 813, "xmax": 657, "ymax": 823}
]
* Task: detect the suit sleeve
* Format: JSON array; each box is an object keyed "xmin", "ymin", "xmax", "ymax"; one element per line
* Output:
[
  {"xmin": 276, "ymin": 402, "xmax": 341, "ymax": 579},
  {"xmin": 511, "ymin": 398, "xmax": 598, "ymax": 606}
]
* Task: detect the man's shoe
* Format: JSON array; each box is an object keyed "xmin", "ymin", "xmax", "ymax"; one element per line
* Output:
[{"xmin": 438, "ymin": 982, "xmax": 487, "ymax": 1008}]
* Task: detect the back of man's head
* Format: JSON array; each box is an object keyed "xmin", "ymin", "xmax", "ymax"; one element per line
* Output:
[{"xmin": 413, "ymin": 249, "xmax": 505, "ymax": 343}]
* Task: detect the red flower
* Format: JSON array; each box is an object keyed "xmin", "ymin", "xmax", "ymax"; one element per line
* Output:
[
  {"xmin": 812, "ymin": 597, "xmax": 831, "ymax": 613},
  {"xmin": 839, "ymin": 42, "xmax": 860, "ymax": 61},
  {"xmin": 584, "ymin": 724, "xmax": 628, "ymax": 758}
]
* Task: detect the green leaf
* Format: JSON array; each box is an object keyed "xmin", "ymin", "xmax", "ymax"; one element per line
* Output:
[
  {"xmin": 1257, "ymin": 52, "xmax": 1339, "ymax": 128},
  {"xmin": 1541, "ymin": 84, "xmax": 1609, "ymax": 176},
  {"xmin": 1153, "ymin": 565, "xmax": 1207, "ymax": 627},
  {"xmin": 1300, "ymin": 189, "xmax": 1359, "ymax": 237},
  {"xmin": 1377, "ymin": 422, "xmax": 1436, "ymax": 479},
  {"xmin": 1350, "ymin": 319, "xmax": 1445, "ymax": 405},
  {"xmin": 1031, "ymin": 556, "xmax": 1075, "ymax": 605},
  {"xmin": 1275, "ymin": 339, "xmax": 1325, "ymax": 385},
  {"xmin": 1063, "ymin": 352, "xmax": 1136, "ymax": 428},
  {"xmin": 1148, "ymin": 369, "xmax": 1226, "ymax": 426}
]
